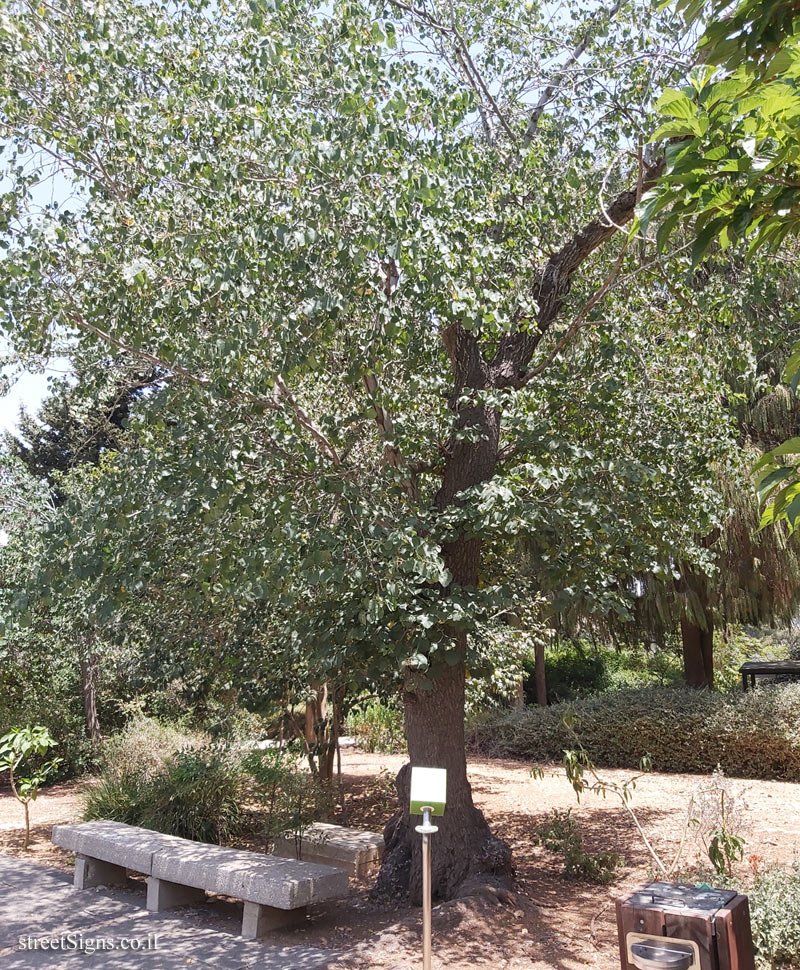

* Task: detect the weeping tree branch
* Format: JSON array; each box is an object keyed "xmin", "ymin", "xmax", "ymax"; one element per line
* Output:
[{"xmin": 58, "ymin": 287, "xmax": 341, "ymax": 466}]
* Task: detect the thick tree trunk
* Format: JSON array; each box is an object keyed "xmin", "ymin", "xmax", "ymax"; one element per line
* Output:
[
  {"xmin": 375, "ymin": 358, "xmax": 512, "ymax": 901},
  {"xmin": 534, "ymin": 638, "xmax": 547, "ymax": 706},
  {"xmin": 376, "ymin": 648, "xmax": 512, "ymax": 902},
  {"xmin": 678, "ymin": 560, "xmax": 714, "ymax": 689},
  {"xmin": 80, "ymin": 653, "xmax": 101, "ymax": 744},
  {"xmin": 680, "ymin": 616, "xmax": 714, "ymax": 688}
]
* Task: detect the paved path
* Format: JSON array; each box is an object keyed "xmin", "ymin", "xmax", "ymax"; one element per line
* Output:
[{"xmin": 0, "ymin": 856, "xmax": 341, "ymax": 970}]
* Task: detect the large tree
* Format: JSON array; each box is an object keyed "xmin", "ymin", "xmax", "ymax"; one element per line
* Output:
[
  {"xmin": 1, "ymin": 0, "xmax": 708, "ymax": 897},
  {"xmin": 511, "ymin": 244, "xmax": 800, "ymax": 688},
  {"xmin": 632, "ymin": 254, "xmax": 800, "ymax": 687}
]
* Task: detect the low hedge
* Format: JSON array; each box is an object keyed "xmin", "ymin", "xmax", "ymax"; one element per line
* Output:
[{"xmin": 476, "ymin": 685, "xmax": 800, "ymax": 780}]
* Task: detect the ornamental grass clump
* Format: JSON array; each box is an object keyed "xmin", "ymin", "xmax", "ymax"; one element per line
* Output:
[
  {"xmin": 140, "ymin": 745, "xmax": 245, "ymax": 844},
  {"xmin": 85, "ymin": 720, "xmax": 245, "ymax": 844}
]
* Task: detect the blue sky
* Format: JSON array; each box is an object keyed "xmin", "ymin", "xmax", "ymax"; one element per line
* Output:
[
  {"xmin": 0, "ymin": 370, "xmax": 50, "ymax": 435},
  {"xmin": 0, "ymin": 153, "xmax": 79, "ymax": 435}
]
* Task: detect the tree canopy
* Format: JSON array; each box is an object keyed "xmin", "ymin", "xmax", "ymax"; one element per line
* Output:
[{"xmin": 3, "ymin": 0, "xmax": 800, "ymax": 899}]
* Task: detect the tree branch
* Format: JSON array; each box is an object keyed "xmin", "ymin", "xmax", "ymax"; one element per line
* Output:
[
  {"xmin": 385, "ymin": 0, "xmax": 515, "ymax": 142},
  {"xmin": 362, "ymin": 373, "xmax": 421, "ymax": 500},
  {"xmin": 490, "ymin": 156, "xmax": 664, "ymax": 388},
  {"xmin": 523, "ymin": 0, "xmax": 624, "ymax": 146},
  {"xmin": 61, "ymin": 298, "xmax": 341, "ymax": 466},
  {"xmin": 273, "ymin": 376, "xmax": 341, "ymax": 465}
]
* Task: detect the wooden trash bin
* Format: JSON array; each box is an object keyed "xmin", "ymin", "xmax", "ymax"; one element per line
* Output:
[{"xmin": 616, "ymin": 881, "xmax": 755, "ymax": 970}]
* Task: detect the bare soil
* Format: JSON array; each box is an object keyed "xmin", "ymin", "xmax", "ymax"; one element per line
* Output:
[{"xmin": 3, "ymin": 749, "xmax": 800, "ymax": 969}]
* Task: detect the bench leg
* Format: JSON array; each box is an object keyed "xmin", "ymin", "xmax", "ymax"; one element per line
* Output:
[
  {"xmin": 241, "ymin": 901, "xmax": 307, "ymax": 938},
  {"xmin": 146, "ymin": 876, "xmax": 206, "ymax": 912},
  {"xmin": 74, "ymin": 854, "xmax": 128, "ymax": 890}
]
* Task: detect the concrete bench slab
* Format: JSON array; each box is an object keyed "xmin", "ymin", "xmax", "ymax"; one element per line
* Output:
[
  {"xmin": 151, "ymin": 840, "xmax": 348, "ymax": 908},
  {"xmin": 52, "ymin": 820, "xmax": 186, "ymax": 875},
  {"xmin": 273, "ymin": 823, "xmax": 384, "ymax": 877},
  {"xmin": 0, "ymin": 854, "xmax": 341, "ymax": 968},
  {"xmin": 51, "ymin": 820, "xmax": 348, "ymax": 939}
]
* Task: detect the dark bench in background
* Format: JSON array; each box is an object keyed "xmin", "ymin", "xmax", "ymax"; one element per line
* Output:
[{"xmin": 740, "ymin": 659, "xmax": 800, "ymax": 690}]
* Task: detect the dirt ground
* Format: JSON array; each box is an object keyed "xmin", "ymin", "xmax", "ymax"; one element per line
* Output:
[{"xmin": 2, "ymin": 749, "xmax": 800, "ymax": 969}]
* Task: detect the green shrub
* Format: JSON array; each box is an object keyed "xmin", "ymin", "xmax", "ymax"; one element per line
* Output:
[
  {"xmin": 523, "ymin": 642, "xmax": 609, "ymax": 703},
  {"xmin": 85, "ymin": 736, "xmax": 245, "ymax": 844},
  {"xmin": 99, "ymin": 716, "xmax": 203, "ymax": 779},
  {"xmin": 749, "ymin": 861, "xmax": 800, "ymax": 968},
  {"xmin": 477, "ymin": 685, "xmax": 800, "ymax": 780},
  {"xmin": 535, "ymin": 809, "xmax": 621, "ymax": 884},
  {"xmin": 0, "ymin": 640, "xmax": 101, "ymax": 778},
  {"xmin": 345, "ymin": 698, "xmax": 405, "ymax": 754},
  {"xmin": 141, "ymin": 745, "xmax": 244, "ymax": 843},
  {"xmin": 84, "ymin": 770, "xmax": 152, "ymax": 825},
  {"xmin": 242, "ymin": 746, "xmax": 333, "ymax": 852},
  {"xmin": 521, "ymin": 642, "xmax": 684, "ymax": 705},
  {"xmin": 604, "ymin": 648, "xmax": 683, "ymax": 691}
]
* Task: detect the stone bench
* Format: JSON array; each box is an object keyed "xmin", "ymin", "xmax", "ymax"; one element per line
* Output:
[
  {"xmin": 272, "ymin": 822, "xmax": 384, "ymax": 877},
  {"xmin": 51, "ymin": 820, "xmax": 349, "ymax": 939}
]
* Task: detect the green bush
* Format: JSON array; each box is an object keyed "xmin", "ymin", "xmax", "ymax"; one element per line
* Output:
[
  {"xmin": 141, "ymin": 745, "xmax": 244, "ymax": 843},
  {"xmin": 523, "ymin": 642, "xmax": 609, "ymax": 703},
  {"xmin": 84, "ymin": 723, "xmax": 332, "ymax": 846},
  {"xmin": 521, "ymin": 642, "xmax": 684, "ymax": 705},
  {"xmin": 99, "ymin": 716, "xmax": 203, "ymax": 779},
  {"xmin": 478, "ymin": 685, "xmax": 800, "ymax": 780},
  {"xmin": 242, "ymin": 746, "xmax": 333, "ymax": 851},
  {"xmin": 345, "ymin": 698, "xmax": 405, "ymax": 754},
  {"xmin": 535, "ymin": 809, "xmax": 621, "ymax": 883},
  {"xmin": 84, "ymin": 770, "xmax": 151, "ymax": 826},
  {"xmin": 0, "ymin": 640, "xmax": 101, "ymax": 778},
  {"xmin": 748, "ymin": 861, "xmax": 800, "ymax": 968},
  {"xmin": 85, "ymin": 735, "xmax": 245, "ymax": 844},
  {"xmin": 604, "ymin": 648, "xmax": 683, "ymax": 691}
]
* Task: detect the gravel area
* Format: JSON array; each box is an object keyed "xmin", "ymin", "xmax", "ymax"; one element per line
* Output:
[{"xmin": 3, "ymin": 748, "xmax": 799, "ymax": 969}]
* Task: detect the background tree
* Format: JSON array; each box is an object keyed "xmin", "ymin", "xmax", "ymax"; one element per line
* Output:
[
  {"xmin": 509, "ymin": 242, "xmax": 800, "ymax": 687},
  {"xmin": 632, "ymin": 254, "xmax": 800, "ymax": 687},
  {"xmin": 1, "ymin": 365, "xmax": 152, "ymax": 743},
  {"xmin": 4, "ymin": 365, "xmax": 153, "ymax": 500},
  {"xmin": 641, "ymin": 0, "xmax": 800, "ymax": 527}
]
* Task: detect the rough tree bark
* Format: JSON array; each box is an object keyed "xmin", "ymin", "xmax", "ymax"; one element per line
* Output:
[
  {"xmin": 534, "ymin": 639, "xmax": 548, "ymax": 707},
  {"xmin": 80, "ymin": 650, "xmax": 101, "ymax": 745},
  {"xmin": 679, "ymin": 548, "xmax": 715, "ymax": 689},
  {"xmin": 375, "ymin": 159, "xmax": 665, "ymax": 902},
  {"xmin": 303, "ymin": 681, "xmax": 341, "ymax": 782},
  {"xmin": 681, "ymin": 604, "xmax": 714, "ymax": 688}
]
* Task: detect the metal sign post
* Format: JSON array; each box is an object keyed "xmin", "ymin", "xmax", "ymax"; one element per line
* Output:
[
  {"xmin": 409, "ymin": 766, "xmax": 447, "ymax": 970},
  {"xmin": 416, "ymin": 806, "xmax": 438, "ymax": 970}
]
